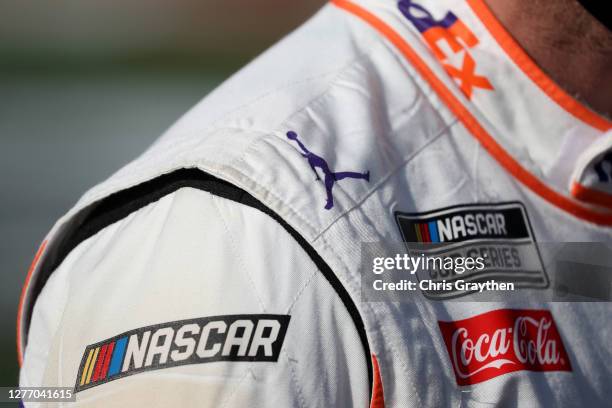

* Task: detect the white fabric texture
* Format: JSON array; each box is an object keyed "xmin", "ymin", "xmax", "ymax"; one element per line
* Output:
[
  {"xmin": 19, "ymin": 0, "xmax": 612, "ymax": 407},
  {"xmin": 22, "ymin": 188, "xmax": 369, "ymax": 407}
]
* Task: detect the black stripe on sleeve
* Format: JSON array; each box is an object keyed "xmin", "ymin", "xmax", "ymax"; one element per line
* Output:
[{"xmin": 25, "ymin": 168, "xmax": 373, "ymax": 396}]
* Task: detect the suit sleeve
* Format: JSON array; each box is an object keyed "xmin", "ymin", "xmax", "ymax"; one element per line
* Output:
[{"xmin": 20, "ymin": 186, "xmax": 370, "ymax": 408}]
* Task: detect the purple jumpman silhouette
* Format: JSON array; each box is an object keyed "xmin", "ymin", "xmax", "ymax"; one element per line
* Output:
[{"xmin": 287, "ymin": 131, "xmax": 370, "ymax": 210}]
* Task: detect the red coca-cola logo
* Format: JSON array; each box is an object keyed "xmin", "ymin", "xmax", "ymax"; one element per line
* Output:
[{"xmin": 438, "ymin": 309, "xmax": 572, "ymax": 385}]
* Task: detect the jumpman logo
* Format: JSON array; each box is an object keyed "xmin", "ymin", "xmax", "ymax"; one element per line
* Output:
[{"xmin": 287, "ymin": 131, "xmax": 370, "ymax": 210}]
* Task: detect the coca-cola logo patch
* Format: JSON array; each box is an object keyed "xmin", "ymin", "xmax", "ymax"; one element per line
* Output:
[{"xmin": 438, "ymin": 309, "xmax": 572, "ymax": 386}]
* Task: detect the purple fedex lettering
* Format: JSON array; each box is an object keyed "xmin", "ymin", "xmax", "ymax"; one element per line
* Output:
[
  {"xmin": 397, "ymin": 0, "xmax": 494, "ymax": 99},
  {"xmin": 398, "ymin": 0, "xmax": 458, "ymax": 32}
]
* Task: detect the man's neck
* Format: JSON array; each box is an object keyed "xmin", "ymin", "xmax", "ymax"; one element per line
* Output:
[{"xmin": 484, "ymin": 0, "xmax": 612, "ymax": 119}]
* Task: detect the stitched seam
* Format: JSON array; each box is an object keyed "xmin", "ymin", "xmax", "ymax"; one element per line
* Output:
[
  {"xmin": 56, "ymin": 27, "xmax": 425, "ymax": 233},
  {"xmin": 313, "ymin": 117, "xmax": 459, "ymax": 243},
  {"xmin": 370, "ymin": 303, "xmax": 427, "ymax": 407},
  {"xmin": 209, "ymin": 194, "xmax": 267, "ymax": 313},
  {"xmin": 191, "ymin": 39, "xmax": 389, "ymax": 210},
  {"xmin": 204, "ymin": 69, "xmax": 363, "ymax": 135},
  {"xmin": 173, "ymin": 4, "xmax": 383, "ymax": 139},
  {"xmin": 218, "ymin": 369, "xmax": 253, "ymax": 408},
  {"xmin": 315, "ymin": 233, "xmax": 425, "ymax": 407},
  {"xmin": 274, "ymin": 41, "xmax": 399, "ymax": 210},
  {"xmin": 218, "ymin": 143, "xmax": 322, "ymax": 236},
  {"xmin": 210, "ymin": 39, "xmax": 400, "ymax": 223},
  {"xmin": 285, "ymin": 351, "xmax": 308, "ymax": 408},
  {"xmin": 285, "ymin": 269, "xmax": 319, "ymax": 315},
  {"xmin": 78, "ymin": 48, "xmax": 366, "ymax": 191}
]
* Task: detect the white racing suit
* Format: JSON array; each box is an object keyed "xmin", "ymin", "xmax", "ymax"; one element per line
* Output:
[{"xmin": 17, "ymin": 0, "xmax": 612, "ymax": 406}]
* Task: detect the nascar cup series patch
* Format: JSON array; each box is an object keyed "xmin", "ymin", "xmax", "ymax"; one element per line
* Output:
[
  {"xmin": 395, "ymin": 202, "xmax": 548, "ymax": 299},
  {"xmin": 74, "ymin": 314, "xmax": 290, "ymax": 392}
]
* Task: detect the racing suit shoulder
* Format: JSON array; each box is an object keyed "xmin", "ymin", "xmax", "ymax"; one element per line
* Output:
[
  {"xmin": 156, "ymin": 2, "xmax": 383, "ymax": 142},
  {"xmin": 20, "ymin": 171, "xmax": 370, "ymax": 407},
  {"xmin": 154, "ymin": 1, "xmax": 446, "ymax": 146},
  {"xmin": 20, "ymin": 3, "xmax": 454, "ymax": 404},
  {"xmin": 47, "ymin": 0, "xmax": 453, "ymax": 234}
]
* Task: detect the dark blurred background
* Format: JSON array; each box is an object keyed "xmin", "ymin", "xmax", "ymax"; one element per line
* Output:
[{"xmin": 0, "ymin": 0, "xmax": 325, "ymax": 388}]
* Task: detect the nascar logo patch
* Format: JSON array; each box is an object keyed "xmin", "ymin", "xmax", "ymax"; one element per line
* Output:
[
  {"xmin": 395, "ymin": 202, "xmax": 548, "ymax": 298},
  {"xmin": 74, "ymin": 314, "xmax": 290, "ymax": 392}
]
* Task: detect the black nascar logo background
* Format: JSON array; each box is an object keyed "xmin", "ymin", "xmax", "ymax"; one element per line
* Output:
[
  {"xmin": 394, "ymin": 202, "xmax": 548, "ymax": 298},
  {"xmin": 396, "ymin": 204, "xmax": 530, "ymax": 243},
  {"xmin": 75, "ymin": 314, "xmax": 290, "ymax": 392}
]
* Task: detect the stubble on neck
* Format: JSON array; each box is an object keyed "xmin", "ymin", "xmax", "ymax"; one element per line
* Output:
[{"xmin": 485, "ymin": 0, "xmax": 612, "ymax": 118}]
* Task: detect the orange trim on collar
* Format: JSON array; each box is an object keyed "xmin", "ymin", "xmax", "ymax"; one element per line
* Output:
[
  {"xmin": 331, "ymin": 0, "xmax": 612, "ymax": 225},
  {"xmin": 466, "ymin": 0, "xmax": 612, "ymax": 132},
  {"xmin": 571, "ymin": 182, "xmax": 612, "ymax": 210},
  {"xmin": 16, "ymin": 240, "xmax": 47, "ymax": 367}
]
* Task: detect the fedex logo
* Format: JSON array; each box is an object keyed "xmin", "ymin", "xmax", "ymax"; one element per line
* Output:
[
  {"xmin": 438, "ymin": 309, "xmax": 571, "ymax": 386},
  {"xmin": 398, "ymin": 0, "xmax": 493, "ymax": 99}
]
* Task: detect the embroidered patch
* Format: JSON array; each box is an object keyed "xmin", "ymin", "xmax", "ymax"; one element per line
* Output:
[
  {"xmin": 74, "ymin": 314, "xmax": 290, "ymax": 392},
  {"xmin": 395, "ymin": 202, "xmax": 548, "ymax": 298},
  {"xmin": 439, "ymin": 309, "xmax": 572, "ymax": 385}
]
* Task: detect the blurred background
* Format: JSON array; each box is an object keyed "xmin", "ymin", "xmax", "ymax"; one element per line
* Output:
[{"xmin": 0, "ymin": 0, "xmax": 325, "ymax": 389}]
